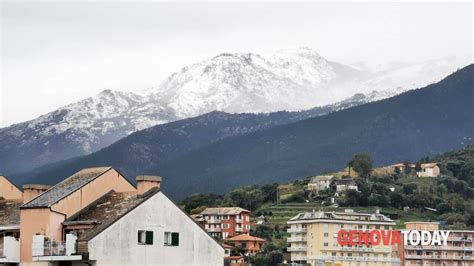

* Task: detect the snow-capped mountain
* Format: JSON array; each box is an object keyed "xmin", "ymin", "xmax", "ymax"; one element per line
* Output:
[
  {"xmin": 151, "ymin": 48, "xmax": 365, "ymax": 118},
  {"xmin": 0, "ymin": 48, "xmax": 469, "ymax": 175}
]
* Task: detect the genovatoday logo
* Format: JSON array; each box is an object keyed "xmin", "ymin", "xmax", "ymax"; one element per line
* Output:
[{"xmin": 337, "ymin": 230, "xmax": 450, "ymax": 246}]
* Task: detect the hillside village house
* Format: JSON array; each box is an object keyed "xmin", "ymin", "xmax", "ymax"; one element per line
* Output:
[
  {"xmin": 226, "ymin": 234, "xmax": 266, "ymax": 255},
  {"xmin": 390, "ymin": 162, "xmax": 440, "ymax": 177},
  {"xmin": 333, "ymin": 178, "xmax": 358, "ymax": 196},
  {"xmin": 200, "ymin": 207, "xmax": 251, "ymax": 239},
  {"xmin": 416, "ymin": 163, "xmax": 440, "ymax": 177},
  {"xmin": 0, "ymin": 167, "xmax": 223, "ymax": 266},
  {"xmin": 390, "ymin": 163, "xmax": 415, "ymax": 173},
  {"xmin": 287, "ymin": 209, "xmax": 400, "ymax": 266},
  {"xmin": 307, "ymin": 175, "xmax": 334, "ymax": 192}
]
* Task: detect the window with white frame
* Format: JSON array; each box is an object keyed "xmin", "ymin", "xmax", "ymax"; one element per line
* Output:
[
  {"xmin": 164, "ymin": 232, "xmax": 179, "ymax": 246},
  {"xmin": 138, "ymin": 230, "xmax": 154, "ymax": 245}
]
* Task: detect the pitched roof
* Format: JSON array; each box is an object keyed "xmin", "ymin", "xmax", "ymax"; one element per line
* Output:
[
  {"xmin": 309, "ymin": 175, "xmax": 334, "ymax": 183},
  {"xmin": 227, "ymin": 233, "xmax": 266, "ymax": 242},
  {"xmin": 421, "ymin": 163, "xmax": 438, "ymax": 169},
  {"xmin": 65, "ymin": 188, "xmax": 160, "ymax": 241},
  {"xmin": 0, "ymin": 198, "xmax": 22, "ymax": 225},
  {"xmin": 201, "ymin": 207, "xmax": 250, "ymax": 215},
  {"xmin": 22, "ymin": 167, "xmax": 113, "ymax": 208}
]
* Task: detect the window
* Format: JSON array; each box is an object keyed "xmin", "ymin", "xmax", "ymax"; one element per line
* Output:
[
  {"xmin": 138, "ymin": 230, "xmax": 154, "ymax": 245},
  {"xmin": 164, "ymin": 232, "xmax": 179, "ymax": 246},
  {"xmin": 323, "ymin": 242, "xmax": 328, "ymax": 247}
]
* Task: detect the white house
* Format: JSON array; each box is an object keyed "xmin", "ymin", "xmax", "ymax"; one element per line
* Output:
[
  {"xmin": 68, "ymin": 188, "xmax": 224, "ymax": 266},
  {"xmin": 416, "ymin": 163, "xmax": 441, "ymax": 177},
  {"xmin": 307, "ymin": 175, "xmax": 334, "ymax": 192}
]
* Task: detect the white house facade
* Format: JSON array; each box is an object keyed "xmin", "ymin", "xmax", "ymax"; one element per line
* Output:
[{"xmin": 86, "ymin": 191, "xmax": 224, "ymax": 266}]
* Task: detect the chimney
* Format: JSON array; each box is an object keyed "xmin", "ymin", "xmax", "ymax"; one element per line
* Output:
[
  {"xmin": 136, "ymin": 175, "xmax": 162, "ymax": 195},
  {"xmin": 22, "ymin": 184, "xmax": 51, "ymax": 203}
]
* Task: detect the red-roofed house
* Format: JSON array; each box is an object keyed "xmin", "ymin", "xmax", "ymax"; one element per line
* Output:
[{"xmin": 227, "ymin": 233, "xmax": 266, "ymax": 255}]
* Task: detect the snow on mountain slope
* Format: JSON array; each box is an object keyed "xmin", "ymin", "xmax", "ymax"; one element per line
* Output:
[
  {"xmin": 151, "ymin": 47, "xmax": 365, "ymax": 118},
  {"xmin": 0, "ymin": 48, "xmax": 469, "ymax": 175}
]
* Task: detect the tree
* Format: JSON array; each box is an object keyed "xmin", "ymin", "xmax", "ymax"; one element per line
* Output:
[
  {"xmin": 266, "ymin": 251, "xmax": 284, "ymax": 266},
  {"xmin": 180, "ymin": 193, "xmax": 222, "ymax": 213},
  {"xmin": 348, "ymin": 153, "xmax": 373, "ymax": 178},
  {"xmin": 415, "ymin": 161, "xmax": 422, "ymax": 173}
]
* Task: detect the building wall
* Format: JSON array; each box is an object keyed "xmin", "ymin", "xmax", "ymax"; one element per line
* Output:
[
  {"xmin": 402, "ymin": 229, "xmax": 474, "ymax": 266},
  {"xmin": 19, "ymin": 209, "xmax": 52, "ymax": 263},
  {"xmin": 51, "ymin": 169, "xmax": 136, "ymax": 217},
  {"xmin": 88, "ymin": 192, "xmax": 224, "ymax": 266},
  {"xmin": 289, "ymin": 220, "xmax": 399, "ymax": 266},
  {"xmin": 417, "ymin": 166, "xmax": 440, "ymax": 177},
  {"xmin": 203, "ymin": 212, "xmax": 250, "ymax": 239},
  {"xmin": 19, "ymin": 169, "xmax": 136, "ymax": 263},
  {"xmin": 0, "ymin": 176, "xmax": 22, "ymax": 200}
]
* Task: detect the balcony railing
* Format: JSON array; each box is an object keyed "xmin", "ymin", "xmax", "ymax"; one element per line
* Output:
[
  {"xmin": 32, "ymin": 234, "xmax": 82, "ymax": 261},
  {"xmin": 405, "ymin": 245, "xmax": 474, "ymax": 251},
  {"xmin": 304, "ymin": 255, "xmax": 400, "ymax": 263},
  {"xmin": 235, "ymin": 218, "xmax": 243, "ymax": 223},
  {"xmin": 288, "ymin": 246, "xmax": 308, "ymax": 252},
  {"xmin": 207, "ymin": 227, "xmax": 222, "ymax": 232},
  {"xmin": 287, "ymin": 237, "xmax": 308, "ymax": 242},
  {"xmin": 291, "ymin": 255, "xmax": 307, "ymax": 261},
  {"xmin": 287, "ymin": 228, "xmax": 307, "ymax": 233},
  {"xmin": 0, "ymin": 236, "xmax": 20, "ymax": 263},
  {"xmin": 208, "ymin": 219, "xmax": 221, "ymax": 224}
]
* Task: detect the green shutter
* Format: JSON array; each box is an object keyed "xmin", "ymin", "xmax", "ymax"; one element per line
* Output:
[
  {"xmin": 138, "ymin": 231, "xmax": 142, "ymax": 243},
  {"xmin": 171, "ymin": 232, "xmax": 179, "ymax": 246},
  {"xmin": 146, "ymin": 231, "xmax": 154, "ymax": 245}
]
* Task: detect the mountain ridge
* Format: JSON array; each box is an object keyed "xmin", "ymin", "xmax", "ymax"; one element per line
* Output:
[
  {"xmin": 0, "ymin": 48, "xmax": 469, "ymax": 174},
  {"xmin": 20, "ymin": 64, "xmax": 474, "ymax": 200}
]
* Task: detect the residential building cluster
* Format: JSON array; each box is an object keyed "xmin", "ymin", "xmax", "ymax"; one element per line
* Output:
[
  {"xmin": 0, "ymin": 169, "xmax": 224, "ymax": 266},
  {"xmin": 287, "ymin": 210, "xmax": 474, "ymax": 266}
]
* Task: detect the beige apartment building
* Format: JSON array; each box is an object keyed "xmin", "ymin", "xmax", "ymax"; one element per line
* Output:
[
  {"xmin": 287, "ymin": 209, "xmax": 401, "ymax": 266},
  {"xmin": 401, "ymin": 222, "xmax": 474, "ymax": 266}
]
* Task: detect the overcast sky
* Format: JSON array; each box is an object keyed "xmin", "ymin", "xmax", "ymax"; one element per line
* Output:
[{"xmin": 1, "ymin": 1, "xmax": 473, "ymax": 127}]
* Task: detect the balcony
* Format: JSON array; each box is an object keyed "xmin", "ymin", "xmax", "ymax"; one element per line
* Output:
[
  {"xmin": 32, "ymin": 234, "xmax": 82, "ymax": 261},
  {"xmin": 0, "ymin": 236, "xmax": 20, "ymax": 263},
  {"xmin": 287, "ymin": 228, "xmax": 307, "ymax": 233},
  {"xmin": 291, "ymin": 255, "xmax": 307, "ymax": 261},
  {"xmin": 405, "ymin": 245, "xmax": 474, "ymax": 251},
  {"xmin": 287, "ymin": 236, "xmax": 307, "ymax": 242},
  {"xmin": 235, "ymin": 227, "xmax": 243, "ymax": 232},
  {"xmin": 208, "ymin": 219, "xmax": 221, "ymax": 224},
  {"xmin": 207, "ymin": 227, "xmax": 222, "ymax": 233},
  {"xmin": 235, "ymin": 218, "xmax": 243, "ymax": 223},
  {"xmin": 305, "ymin": 255, "xmax": 400, "ymax": 263},
  {"xmin": 287, "ymin": 246, "xmax": 308, "ymax": 252}
]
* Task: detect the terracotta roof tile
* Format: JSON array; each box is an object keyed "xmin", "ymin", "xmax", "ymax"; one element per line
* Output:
[
  {"xmin": 227, "ymin": 233, "xmax": 266, "ymax": 242},
  {"xmin": 0, "ymin": 199, "xmax": 22, "ymax": 225},
  {"xmin": 200, "ymin": 207, "xmax": 250, "ymax": 215},
  {"xmin": 66, "ymin": 188, "xmax": 159, "ymax": 241}
]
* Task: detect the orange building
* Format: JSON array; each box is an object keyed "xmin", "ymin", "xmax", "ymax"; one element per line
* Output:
[
  {"xmin": 0, "ymin": 175, "xmax": 23, "ymax": 200},
  {"xmin": 227, "ymin": 233, "xmax": 266, "ymax": 255},
  {"xmin": 400, "ymin": 222, "xmax": 474, "ymax": 266},
  {"xmin": 201, "ymin": 207, "xmax": 251, "ymax": 239}
]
